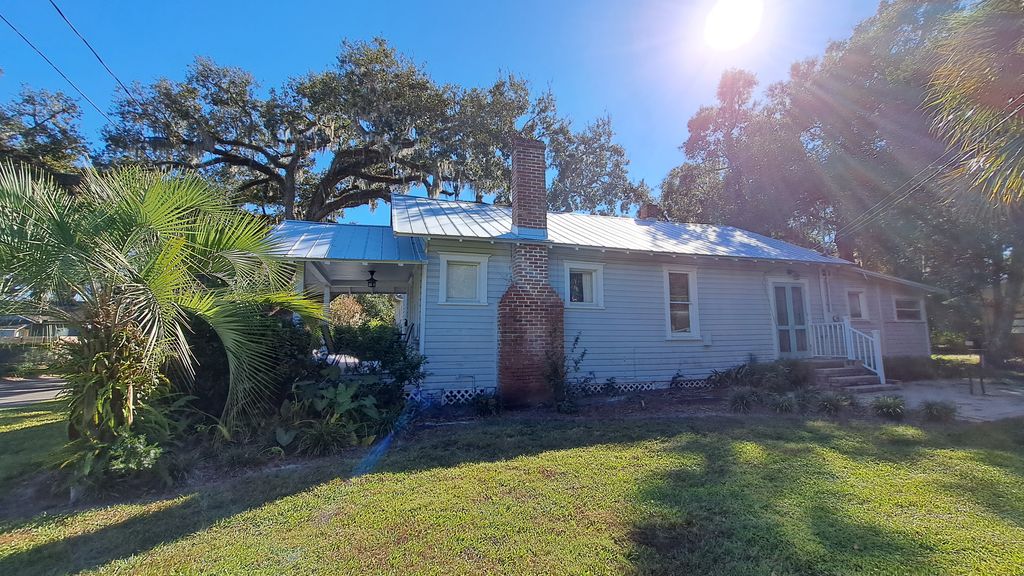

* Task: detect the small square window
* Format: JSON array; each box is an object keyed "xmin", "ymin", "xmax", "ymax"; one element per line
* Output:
[
  {"xmin": 439, "ymin": 253, "xmax": 489, "ymax": 305},
  {"xmin": 446, "ymin": 262, "xmax": 479, "ymax": 302},
  {"xmin": 894, "ymin": 298, "xmax": 923, "ymax": 321},
  {"xmin": 564, "ymin": 262, "xmax": 603, "ymax": 308}
]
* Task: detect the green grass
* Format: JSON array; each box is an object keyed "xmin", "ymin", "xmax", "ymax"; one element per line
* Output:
[
  {"xmin": 2, "ymin": 403, "xmax": 1024, "ymax": 575},
  {"xmin": 0, "ymin": 400, "xmax": 65, "ymax": 494}
]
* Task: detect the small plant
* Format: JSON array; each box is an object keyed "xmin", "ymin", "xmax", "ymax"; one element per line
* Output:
[
  {"xmin": 709, "ymin": 364, "xmax": 753, "ymax": 388},
  {"xmin": 768, "ymin": 392, "xmax": 797, "ymax": 413},
  {"xmin": 601, "ymin": 377, "xmax": 619, "ymax": 396},
  {"xmin": 872, "ymin": 395, "xmax": 906, "ymax": 420},
  {"xmin": 794, "ymin": 388, "xmax": 819, "ymax": 413},
  {"xmin": 729, "ymin": 386, "xmax": 760, "ymax": 413},
  {"xmin": 472, "ymin": 391, "xmax": 501, "ymax": 417},
  {"xmin": 295, "ymin": 416, "xmax": 360, "ymax": 456},
  {"xmin": 921, "ymin": 400, "xmax": 957, "ymax": 422},
  {"xmin": 817, "ymin": 391, "xmax": 854, "ymax": 416}
]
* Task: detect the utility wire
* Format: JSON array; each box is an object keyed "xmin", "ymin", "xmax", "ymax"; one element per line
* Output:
[
  {"xmin": 834, "ymin": 93, "xmax": 1024, "ymax": 239},
  {"xmin": 47, "ymin": 0, "xmax": 145, "ymax": 111},
  {"xmin": 836, "ymin": 92, "xmax": 1024, "ymax": 236},
  {"xmin": 0, "ymin": 10, "xmax": 113, "ymax": 124}
]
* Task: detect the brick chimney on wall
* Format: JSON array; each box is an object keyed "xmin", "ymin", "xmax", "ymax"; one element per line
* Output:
[{"xmin": 497, "ymin": 137, "xmax": 564, "ymax": 406}]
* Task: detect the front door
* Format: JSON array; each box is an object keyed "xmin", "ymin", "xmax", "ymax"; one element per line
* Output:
[{"xmin": 774, "ymin": 283, "xmax": 809, "ymax": 358}]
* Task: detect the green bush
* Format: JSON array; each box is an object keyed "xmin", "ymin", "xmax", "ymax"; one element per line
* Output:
[
  {"xmin": 332, "ymin": 322, "xmax": 426, "ymax": 388},
  {"xmin": 768, "ymin": 392, "xmax": 797, "ymax": 413},
  {"xmin": 872, "ymin": 395, "xmax": 906, "ymax": 420},
  {"xmin": 817, "ymin": 391, "xmax": 854, "ymax": 416},
  {"xmin": 709, "ymin": 360, "xmax": 813, "ymax": 392},
  {"xmin": 921, "ymin": 400, "xmax": 957, "ymax": 422},
  {"xmin": 181, "ymin": 318, "xmax": 315, "ymax": 417},
  {"xmin": 729, "ymin": 386, "xmax": 760, "ymax": 413},
  {"xmin": 472, "ymin": 391, "xmax": 502, "ymax": 417}
]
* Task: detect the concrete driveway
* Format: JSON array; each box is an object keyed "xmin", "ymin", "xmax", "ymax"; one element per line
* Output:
[
  {"xmin": 858, "ymin": 379, "xmax": 1024, "ymax": 422},
  {"xmin": 0, "ymin": 377, "xmax": 64, "ymax": 407}
]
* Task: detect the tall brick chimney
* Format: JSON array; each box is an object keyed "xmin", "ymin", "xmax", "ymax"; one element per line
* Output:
[
  {"xmin": 510, "ymin": 136, "xmax": 548, "ymax": 239},
  {"xmin": 497, "ymin": 137, "xmax": 564, "ymax": 406}
]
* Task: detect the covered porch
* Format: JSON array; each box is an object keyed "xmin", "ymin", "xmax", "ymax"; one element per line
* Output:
[{"xmin": 271, "ymin": 221, "xmax": 426, "ymax": 345}]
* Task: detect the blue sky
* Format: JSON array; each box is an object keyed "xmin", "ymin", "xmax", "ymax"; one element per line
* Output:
[{"xmin": 0, "ymin": 0, "xmax": 878, "ymax": 224}]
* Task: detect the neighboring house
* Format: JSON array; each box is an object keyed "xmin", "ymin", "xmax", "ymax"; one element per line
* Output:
[
  {"xmin": 0, "ymin": 314, "xmax": 77, "ymax": 343},
  {"xmin": 273, "ymin": 138, "xmax": 942, "ymax": 405}
]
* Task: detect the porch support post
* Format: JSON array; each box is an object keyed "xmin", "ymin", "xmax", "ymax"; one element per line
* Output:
[
  {"xmin": 292, "ymin": 265, "xmax": 305, "ymax": 325},
  {"xmin": 322, "ymin": 286, "xmax": 333, "ymax": 352}
]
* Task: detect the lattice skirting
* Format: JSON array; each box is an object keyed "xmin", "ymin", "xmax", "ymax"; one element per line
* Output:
[
  {"xmin": 571, "ymin": 377, "xmax": 711, "ymax": 395},
  {"xmin": 404, "ymin": 387, "xmax": 498, "ymax": 405}
]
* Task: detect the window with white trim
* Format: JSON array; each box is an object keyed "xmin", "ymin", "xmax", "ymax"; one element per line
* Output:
[
  {"xmin": 564, "ymin": 261, "xmax": 604, "ymax": 308},
  {"xmin": 439, "ymin": 253, "xmax": 489, "ymax": 305},
  {"xmin": 894, "ymin": 297, "xmax": 923, "ymax": 321},
  {"xmin": 665, "ymin": 267, "xmax": 699, "ymax": 338},
  {"xmin": 847, "ymin": 289, "xmax": 868, "ymax": 320}
]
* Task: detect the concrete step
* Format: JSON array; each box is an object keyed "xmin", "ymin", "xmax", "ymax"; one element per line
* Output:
[
  {"xmin": 841, "ymin": 383, "xmax": 899, "ymax": 394},
  {"xmin": 828, "ymin": 374, "xmax": 882, "ymax": 387},
  {"xmin": 815, "ymin": 366, "xmax": 874, "ymax": 379}
]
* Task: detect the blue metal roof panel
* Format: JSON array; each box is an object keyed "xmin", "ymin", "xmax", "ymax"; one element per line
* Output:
[
  {"xmin": 390, "ymin": 194, "xmax": 848, "ymax": 265},
  {"xmin": 270, "ymin": 221, "xmax": 425, "ymax": 262}
]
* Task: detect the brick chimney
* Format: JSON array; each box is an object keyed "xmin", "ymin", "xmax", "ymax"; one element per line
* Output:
[
  {"xmin": 497, "ymin": 137, "xmax": 564, "ymax": 406},
  {"xmin": 510, "ymin": 136, "xmax": 548, "ymax": 240},
  {"xmin": 637, "ymin": 203, "xmax": 662, "ymax": 221}
]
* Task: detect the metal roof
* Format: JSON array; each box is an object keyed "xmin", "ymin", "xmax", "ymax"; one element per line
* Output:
[
  {"xmin": 390, "ymin": 194, "xmax": 848, "ymax": 265},
  {"xmin": 270, "ymin": 220, "xmax": 426, "ymax": 262}
]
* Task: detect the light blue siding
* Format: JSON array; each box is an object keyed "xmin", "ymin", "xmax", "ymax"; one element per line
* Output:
[
  {"xmin": 417, "ymin": 241, "xmax": 838, "ymax": 392},
  {"xmin": 420, "ymin": 240, "xmax": 510, "ymax": 391},
  {"xmin": 550, "ymin": 249, "xmax": 828, "ymax": 383}
]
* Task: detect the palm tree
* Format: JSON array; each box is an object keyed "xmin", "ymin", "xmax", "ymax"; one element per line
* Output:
[
  {"xmin": 0, "ymin": 164, "xmax": 322, "ymax": 439},
  {"xmin": 927, "ymin": 0, "xmax": 1024, "ymax": 205}
]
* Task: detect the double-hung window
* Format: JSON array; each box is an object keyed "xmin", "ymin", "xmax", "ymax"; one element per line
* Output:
[
  {"xmin": 894, "ymin": 297, "xmax": 923, "ymax": 321},
  {"xmin": 564, "ymin": 261, "xmax": 604, "ymax": 308},
  {"xmin": 664, "ymin": 267, "xmax": 699, "ymax": 338},
  {"xmin": 847, "ymin": 289, "xmax": 868, "ymax": 320},
  {"xmin": 439, "ymin": 253, "xmax": 489, "ymax": 305}
]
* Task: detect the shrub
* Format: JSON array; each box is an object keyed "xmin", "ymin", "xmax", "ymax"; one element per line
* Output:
[
  {"xmin": 817, "ymin": 391, "xmax": 854, "ymax": 416},
  {"xmin": 768, "ymin": 392, "xmax": 797, "ymax": 413},
  {"xmin": 872, "ymin": 395, "xmax": 906, "ymax": 420},
  {"xmin": 472, "ymin": 391, "xmax": 501, "ymax": 417},
  {"xmin": 332, "ymin": 322, "xmax": 426, "ymax": 388},
  {"xmin": 729, "ymin": 386, "xmax": 760, "ymax": 412},
  {"xmin": 794, "ymin": 388, "xmax": 819, "ymax": 413},
  {"xmin": 709, "ymin": 364, "xmax": 754, "ymax": 388},
  {"xmin": 294, "ymin": 417, "xmax": 360, "ymax": 456},
  {"xmin": 921, "ymin": 400, "xmax": 957, "ymax": 422},
  {"xmin": 710, "ymin": 361, "xmax": 813, "ymax": 392},
  {"xmin": 182, "ymin": 318, "xmax": 315, "ymax": 417}
]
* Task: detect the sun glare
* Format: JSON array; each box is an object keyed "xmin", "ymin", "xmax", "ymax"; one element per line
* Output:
[{"xmin": 704, "ymin": 0, "xmax": 764, "ymax": 51}]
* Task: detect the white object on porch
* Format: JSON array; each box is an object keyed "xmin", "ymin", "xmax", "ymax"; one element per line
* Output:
[{"xmin": 810, "ymin": 319, "xmax": 886, "ymax": 383}]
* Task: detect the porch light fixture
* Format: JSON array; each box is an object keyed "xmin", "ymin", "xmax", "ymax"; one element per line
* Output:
[{"xmin": 366, "ymin": 270, "xmax": 378, "ymax": 290}]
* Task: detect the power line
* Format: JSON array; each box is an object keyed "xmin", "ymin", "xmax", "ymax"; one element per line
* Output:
[
  {"xmin": 47, "ymin": 0, "xmax": 145, "ymax": 111},
  {"xmin": 834, "ymin": 93, "xmax": 1024, "ymax": 238},
  {"xmin": 0, "ymin": 10, "xmax": 113, "ymax": 124}
]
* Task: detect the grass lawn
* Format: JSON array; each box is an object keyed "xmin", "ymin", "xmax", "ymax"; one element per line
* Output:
[
  {"xmin": 2, "ymin": 403, "xmax": 1024, "ymax": 575},
  {"xmin": 0, "ymin": 400, "xmax": 65, "ymax": 494}
]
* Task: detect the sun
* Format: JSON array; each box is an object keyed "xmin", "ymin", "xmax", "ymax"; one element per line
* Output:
[{"xmin": 704, "ymin": 0, "xmax": 765, "ymax": 51}]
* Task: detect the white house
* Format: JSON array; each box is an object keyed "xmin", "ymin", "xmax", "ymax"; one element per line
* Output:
[{"xmin": 273, "ymin": 138, "xmax": 941, "ymax": 405}]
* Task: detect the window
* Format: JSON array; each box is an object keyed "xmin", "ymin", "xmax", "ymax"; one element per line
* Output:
[
  {"xmin": 439, "ymin": 253, "xmax": 489, "ymax": 305},
  {"xmin": 564, "ymin": 261, "xmax": 604, "ymax": 308},
  {"xmin": 847, "ymin": 289, "xmax": 868, "ymax": 320},
  {"xmin": 894, "ymin": 297, "xmax": 923, "ymax": 321},
  {"xmin": 664, "ymin": 267, "xmax": 699, "ymax": 338}
]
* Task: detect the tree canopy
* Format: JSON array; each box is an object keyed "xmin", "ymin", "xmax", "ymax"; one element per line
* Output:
[
  {"xmin": 102, "ymin": 38, "xmax": 646, "ymax": 221},
  {"xmin": 0, "ymin": 86, "xmax": 87, "ymax": 173}
]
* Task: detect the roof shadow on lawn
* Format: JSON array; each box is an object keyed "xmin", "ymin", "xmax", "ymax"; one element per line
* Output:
[
  {"xmin": 0, "ymin": 460, "xmax": 354, "ymax": 576},
  {"xmin": 3, "ymin": 414, "xmax": 1023, "ymax": 575}
]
